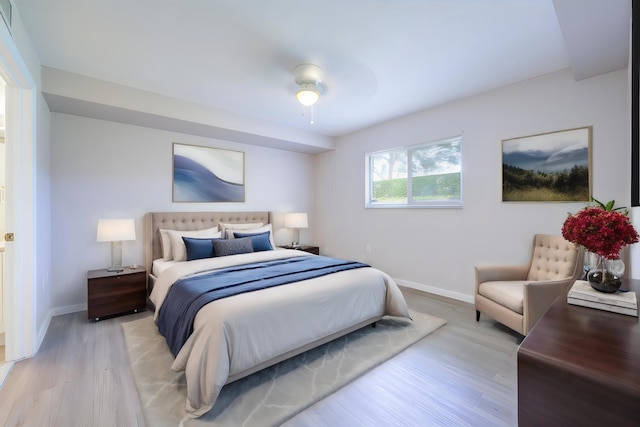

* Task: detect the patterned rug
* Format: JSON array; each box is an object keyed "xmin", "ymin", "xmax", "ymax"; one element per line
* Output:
[{"xmin": 122, "ymin": 310, "xmax": 445, "ymax": 427}]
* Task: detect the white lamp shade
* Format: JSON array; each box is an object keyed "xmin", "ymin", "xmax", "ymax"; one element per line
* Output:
[
  {"xmin": 96, "ymin": 219, "xmax": 136, "ymax": 242},
  {"xmin": 284, "ymin": 213, "xmax": 308, "ymax": 229}
]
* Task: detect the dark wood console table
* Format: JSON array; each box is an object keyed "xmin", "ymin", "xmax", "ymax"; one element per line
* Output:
[{"xmin": 518, "ymin": 279, "xmax": 640, "ymax": 426}]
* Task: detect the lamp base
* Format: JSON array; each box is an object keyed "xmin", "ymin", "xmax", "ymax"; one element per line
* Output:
[{"xmin": 107, "ymin": 240, "xmax": 123, "ymax": 272}]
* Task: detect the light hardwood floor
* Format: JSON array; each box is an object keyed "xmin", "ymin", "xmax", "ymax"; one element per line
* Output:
[{"xmin": 0, "ymin": 288, "xmax": 522, "ymax": 426}]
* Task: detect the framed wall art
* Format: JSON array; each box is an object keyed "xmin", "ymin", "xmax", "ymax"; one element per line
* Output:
[
  {"xmin": 502, "ymin": 126, "xmax": 592, "ymax": 202},
  {"xmin": 172, "ymin": 143, "xmax": 245, "ymax": 203}
]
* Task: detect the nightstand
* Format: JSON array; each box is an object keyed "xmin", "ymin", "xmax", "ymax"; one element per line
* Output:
[
  {"xmin": 280, "ymin": 245, "xmax": 320, "ymax": 255},
  {"xmin": 87, "ymin": 266, "xmax": 146, "ymax": 321}
]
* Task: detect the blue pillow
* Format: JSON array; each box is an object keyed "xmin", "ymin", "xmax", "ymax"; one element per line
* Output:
[
  {"xmin": 182, "ymin": 237, "xmax": 215, "ymax": 261},
  {"xmin": 233, "ymin": 231, "xmax": 274, "ymax": 252},
  {"xmin": 212, "ymin": 237, "xmax": 254, "ymax": 257}
]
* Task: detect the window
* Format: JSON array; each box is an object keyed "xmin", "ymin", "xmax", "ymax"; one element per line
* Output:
[{"xmin": 366, "ymin": 136, "xmax": 462, "ymax": 208}]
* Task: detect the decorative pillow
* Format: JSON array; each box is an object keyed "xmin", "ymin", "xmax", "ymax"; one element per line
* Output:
[
  {"xmin": 166, "ymin": 227, "xmax": 221, "ymax": 262},
  {"xmin": 233, "ymin": 230, "xmax": 273, "ymax": 252},
  {"xmin": 225, "ymin": 223, "xmax": 276, "ymax": 249},
  {"xmin": 218, "ymin": 221, "xmax": 264, "ymax": 237},
  {"xmin": 182, "ymin": 237, "xmax": 216, "ymax": 261},
  {"xmin": 212, "ymin": 237, "xmax": 254, "ymax": 257}
]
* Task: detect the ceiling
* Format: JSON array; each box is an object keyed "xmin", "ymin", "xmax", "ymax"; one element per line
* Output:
[{"xmin": 14, "ymin": 0, "xmax": 631, "ymax": 145}]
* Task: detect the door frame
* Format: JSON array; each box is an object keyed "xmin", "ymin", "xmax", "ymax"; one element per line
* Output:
[{"xmin": 0, "ymin": 19, "xmax": 37, "ymax": 365}]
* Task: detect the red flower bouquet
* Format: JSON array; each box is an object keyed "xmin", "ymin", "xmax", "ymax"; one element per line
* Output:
[{"xmin": 562, "ymin": 204, "xmax": 639, "ymax": 259}]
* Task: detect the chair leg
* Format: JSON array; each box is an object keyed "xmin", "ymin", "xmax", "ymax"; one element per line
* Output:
[{"xmin": 476, "ymin": 310, "xmax": 480, "ymax": 322}]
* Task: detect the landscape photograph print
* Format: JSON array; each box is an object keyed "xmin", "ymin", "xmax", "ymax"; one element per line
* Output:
[{"xmin": 502, "ymin": 126, "xmax": 591, "ymax": 202}]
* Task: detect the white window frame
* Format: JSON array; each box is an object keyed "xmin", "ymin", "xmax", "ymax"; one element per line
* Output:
[{"xmin": 365, "ymin": 136, "xmax": 463, "ymax": 209}]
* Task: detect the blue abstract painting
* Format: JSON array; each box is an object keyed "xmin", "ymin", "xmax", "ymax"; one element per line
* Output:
[{"xmin": 173, "ymin": 143, "xmax": 245, "ymax": 202}]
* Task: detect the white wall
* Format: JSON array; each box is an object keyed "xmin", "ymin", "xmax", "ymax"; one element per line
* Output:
[
  {"xmin": 35, "ymin": 93, "xmax": 52, "ymax": 330},
  {"xmin": 50, "ymin": 114, "xmax": 316, "ymax": 310},
  {"xmin": 316, "ymin": 68, "xmax": 630, "ymax": 302}
]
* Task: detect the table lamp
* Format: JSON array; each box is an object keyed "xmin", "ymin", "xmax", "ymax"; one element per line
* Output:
[
  {"xmin": 284, "ymin": 212, "xmax": 308, "ymax": 247},
  {"xmin": 97, "ymin": 219, "xmax": 136, "ymax": 272}
]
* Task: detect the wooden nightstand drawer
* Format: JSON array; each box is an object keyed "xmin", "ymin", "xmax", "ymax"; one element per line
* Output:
[
  {"xmin": 87, "ymin": 268, "xmax": 146, "ymax": 320},
  {"xmin": 279, "ymin": 245, "xmax": 320, "ymax": 255}
]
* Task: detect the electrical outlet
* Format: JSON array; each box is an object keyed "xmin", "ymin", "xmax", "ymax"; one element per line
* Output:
[{"xmin": 366, "ymin": 244, "xmax": 371, "ymax": 253}]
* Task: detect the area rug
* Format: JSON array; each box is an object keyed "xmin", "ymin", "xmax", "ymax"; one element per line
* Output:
[{"xmin": 122, "ymin": 310, "xmax": 445, "ymax": 427}]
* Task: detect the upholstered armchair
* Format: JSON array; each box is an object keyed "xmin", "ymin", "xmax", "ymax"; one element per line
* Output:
[{"xmin": 475, "ymin": 234, "xmax": 584, "ymax": 336}]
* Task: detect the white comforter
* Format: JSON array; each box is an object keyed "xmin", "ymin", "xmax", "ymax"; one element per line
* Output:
[{"xmin": 150, "ymin": 249, "xmax": 410, "ymax": 417}]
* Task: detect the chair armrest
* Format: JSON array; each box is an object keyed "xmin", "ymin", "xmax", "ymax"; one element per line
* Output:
[
  {"xmin": 475, "ymin": 264, "xmax": 530, "ymax": 293},
  {"xmin": 522, "ymin": 278, "xmax": 575, "ymax": 334}
]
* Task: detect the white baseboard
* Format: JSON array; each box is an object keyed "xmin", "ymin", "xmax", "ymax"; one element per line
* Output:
[
  {"xmin": 35, "ymin": 314, "xmax": 52, "ymax": 358},
  {"xmin": 35, "ymin": 303, "xmax": 87, "ymax": 358},
  {"xmin": 0, "ymin": 360, "xmax": 14, "ymax": 389},
  {"xmin": 395, "ymin": 278, "xmax": 474, "ymax": 304},
  {"xmin": 50, "ymin": 303, "xmax": 87, "ymax": 317}
]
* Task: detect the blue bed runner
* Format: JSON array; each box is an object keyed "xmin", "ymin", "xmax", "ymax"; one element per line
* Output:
[{"xmin": 157, "ymin": 255, "xmax": 369, "ymax": 357}]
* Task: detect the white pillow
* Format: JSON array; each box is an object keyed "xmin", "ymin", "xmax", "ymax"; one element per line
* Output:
[
  {"xmin": 159, "ymin": 229, "xmax": 173, "ymax": 261},
  {"xmin": 226, "ymin": 223, "xmax": 276, "ymax": 250},
  {"xmin": 218, "ymin": 221, "xmax": 264, "ymax": 236},
  {"xmin": 165, "ymin": 226, "xmax": 221, "ymax": 262}
]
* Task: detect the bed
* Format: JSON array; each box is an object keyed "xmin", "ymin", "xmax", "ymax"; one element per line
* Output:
[{"xmin": 143, "ymin": 211, "xmax": 410, "ymax": 418}]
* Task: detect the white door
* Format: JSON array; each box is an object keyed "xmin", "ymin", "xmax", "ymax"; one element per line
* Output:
[
  {"xmin": 0, "ymin": 79, "xmax": 5, "ymax": 348},
  {"xmin": 0, "ymin": 19, "xmax": 38, "ymax": 365}
]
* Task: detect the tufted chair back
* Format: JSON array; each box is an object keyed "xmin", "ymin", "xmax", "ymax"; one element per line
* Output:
[
  {"xmin": 527, "ymin": 234, "xmax": 580, "ymax": 281},
  {"xmin": 475, "ymin": 233, "xmax": 583, "ymax": 335}
]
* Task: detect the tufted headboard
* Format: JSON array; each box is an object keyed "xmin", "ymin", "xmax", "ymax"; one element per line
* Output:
[{"xmin": 143, "ymin": 211, "xmax": 271, "ymax": 278}]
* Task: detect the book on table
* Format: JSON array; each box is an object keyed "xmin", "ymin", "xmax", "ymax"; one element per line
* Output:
[{"xmin": 567, "ymin": 280, "xmax": 638, "ymax": 317}]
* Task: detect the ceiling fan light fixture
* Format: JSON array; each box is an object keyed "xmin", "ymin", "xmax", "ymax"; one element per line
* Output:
[
  {"xmin": 296, "ymin": 83, "xmax": 320, "ymax": 106},
  {"xmin": 294, "ymin": 64, "xmax": 323, "ymax": 107}
]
